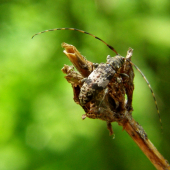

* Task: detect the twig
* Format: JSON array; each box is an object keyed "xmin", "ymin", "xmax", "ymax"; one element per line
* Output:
[{"xmin": 119, "ymin": 111, "xmax": 170, "ymax": 170}]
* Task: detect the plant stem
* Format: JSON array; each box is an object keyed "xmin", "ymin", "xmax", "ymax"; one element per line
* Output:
[{"xmin": 119, "ymin": 113, "xmax": 170, "ymax": 170}]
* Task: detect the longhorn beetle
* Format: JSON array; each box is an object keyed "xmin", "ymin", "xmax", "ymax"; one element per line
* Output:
[{"xmin": 32, "ymin": 27, "xmax": 162, "ymax": 129}]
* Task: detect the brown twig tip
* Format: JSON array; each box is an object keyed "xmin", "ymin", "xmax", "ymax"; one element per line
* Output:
[
  {"xmin": 126, "ymin": 47, "xmax": 133, "ymax": 59},
  {"xmin": 62, "ymin": 42, "xmax": 93, "ymax": 77}
]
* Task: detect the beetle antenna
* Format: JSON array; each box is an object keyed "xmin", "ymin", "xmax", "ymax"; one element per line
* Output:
[{"xmin": 32, "ymin": 27, "xmax": 119, "ymax": 55}]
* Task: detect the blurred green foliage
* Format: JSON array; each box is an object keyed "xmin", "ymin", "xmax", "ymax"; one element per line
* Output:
[{"xmin": 0, "ymin": 0, "xmax": 170, "ymax": 169}]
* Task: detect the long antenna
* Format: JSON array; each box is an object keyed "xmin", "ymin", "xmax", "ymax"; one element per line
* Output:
[
  {"xmin": 130, "ymin": 62, "xmax": 162, "ymax": 130},
  {"xmin": 32, "ymin": 28, "xmax": 119, "ymax": 55}
]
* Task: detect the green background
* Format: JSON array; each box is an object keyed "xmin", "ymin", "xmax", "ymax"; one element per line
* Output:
[{"xmin": 0, "ymin": 0, "xmax": 170, "ymax": 170}]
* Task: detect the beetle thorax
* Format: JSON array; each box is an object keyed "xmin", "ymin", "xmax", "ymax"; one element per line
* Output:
[{"xmin": 106, "ymin": 55, "xmax": 124, "ymax": 70}]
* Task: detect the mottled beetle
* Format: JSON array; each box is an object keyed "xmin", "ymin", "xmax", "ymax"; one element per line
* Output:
[
  {"xmin": 79, "ymin": 55, "xmax": 133, "ymax": 111},
  {"xmin": 32, "ymin": 28, "xmax": 162, "ymax": 132}
]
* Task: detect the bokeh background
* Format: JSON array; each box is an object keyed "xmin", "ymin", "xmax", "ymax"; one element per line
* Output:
[{"xmin": 0, "ymin": 0, "xmax": 170, "ymax": 170}]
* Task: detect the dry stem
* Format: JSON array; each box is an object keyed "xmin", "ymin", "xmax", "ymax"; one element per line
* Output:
[{"xmin": 119, "ymin": 112, "xmax": 170, "ymax": 170}]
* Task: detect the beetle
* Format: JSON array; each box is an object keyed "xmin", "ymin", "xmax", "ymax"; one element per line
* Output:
[{"xmin": 32, "ymin": 27, "xmax": 162, "ymax": 129}]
